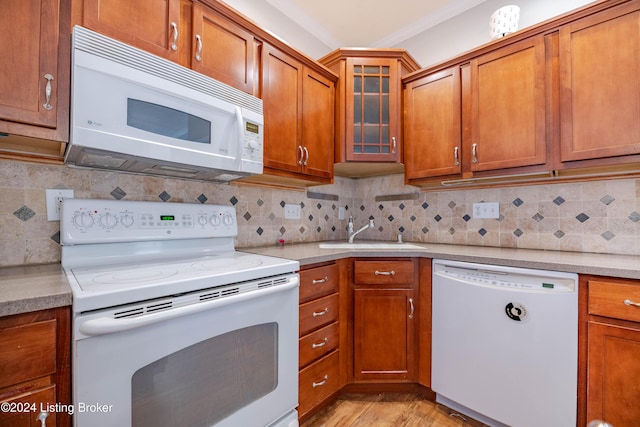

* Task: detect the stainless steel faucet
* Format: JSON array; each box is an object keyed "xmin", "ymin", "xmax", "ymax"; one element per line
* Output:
[{"xmin": 347, "ymin": 216, "xmax": 375, "ymax": 243}]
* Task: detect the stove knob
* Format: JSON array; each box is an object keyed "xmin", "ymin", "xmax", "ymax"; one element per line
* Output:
[
  {"xmin": 121, "ymin": 214, "xmax": 134, "ymax": 227},
  {"xmin": 223, "ymin": 213, "xmax": 234, "ymax": 226},
  {"xmin": 210, "ymin": 214, "xmax": 221, "ymax": 226},
  {"xmin": 198, "ymin": 215, "xmax": 208, "ymax": 227},
  {"xmin": 73, "ymin": 212, "xmax": 94, "ymax": 228},
  {"xmin": 99, "ymin": 212, "xmax": 118, "ymax": 228}
]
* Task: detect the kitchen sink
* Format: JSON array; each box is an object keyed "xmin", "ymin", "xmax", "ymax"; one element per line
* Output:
[{"xmin": 318, "ymin": 242, "xmax": 423, "ymax": 250}]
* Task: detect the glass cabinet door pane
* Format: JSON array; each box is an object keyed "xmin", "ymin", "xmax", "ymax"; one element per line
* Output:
[
  {"xmin": 363, "ymin": 96, "xmax": 380, "ymax": 123},
  {"xmin": 364, "ymin": 126, "xmax": 380, "ymax": 143},
  {"xmin": 381, "ymin": 94, "xmax": 389, "ymax": 125},
  {"xmin": 354, "ymin": 94, "xmax": 362, "ymax": 124},
  {"xmin": 364, "ymin": 76, "xmax": 380, "ymax": 93}
]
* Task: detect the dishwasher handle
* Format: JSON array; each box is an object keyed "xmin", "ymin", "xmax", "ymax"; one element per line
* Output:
[{"xmin": 78, "ymin": 278, "xmax": 299, "ymax": 337}]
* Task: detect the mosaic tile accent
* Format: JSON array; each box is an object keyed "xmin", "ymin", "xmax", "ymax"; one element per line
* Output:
[
  {"xmin": 111, "ymin": 187, "xmax": 126, "ymax": 200},
  {"xmin": 158, "ymin": 191, "xmax": 171, "ymax": 202},
  {"xmin": 13, "ymin": 206, "xmax": 35, "ymax": 221}
]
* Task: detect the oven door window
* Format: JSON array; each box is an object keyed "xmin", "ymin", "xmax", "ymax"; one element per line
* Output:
[
  {"xmin": 127, "ymin": 98, "xmax": 211, "ymax": 144},
  {"xmin": 131, "ymin": 323, "xmax": 277, "ymax": 426}
]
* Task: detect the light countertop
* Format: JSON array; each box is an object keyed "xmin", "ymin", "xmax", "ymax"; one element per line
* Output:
[{"xmin": 2, "ymin": 242, "xmax": 639, "ymax": 317}]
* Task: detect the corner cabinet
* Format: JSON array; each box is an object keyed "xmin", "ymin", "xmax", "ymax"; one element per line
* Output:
[
  {"xmin": 319, "ymin": 49, "xmax": 420, "ymax": 176},
  {"xmin": 351, "ymin": 259, "xmax": 417, "ymax": 382},
  {"xmin": 581, "ymin": 275, "xmax": 640, "ymax": 427},
  {"xmin": 0, "ymin": 0, "xmax": 70, "ymax": 160},
  {"xmin": 0, "ymin": 307, "xmax": 71, "ymax": 427},
  {"xmin": 259, "ymin": 44, "xmax": 335, "ymax": 185}
]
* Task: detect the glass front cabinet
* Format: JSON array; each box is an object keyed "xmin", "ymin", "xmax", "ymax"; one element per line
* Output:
[{"xmin": 319, "ymin": 49, "xmax": 420, "ymax": 173}]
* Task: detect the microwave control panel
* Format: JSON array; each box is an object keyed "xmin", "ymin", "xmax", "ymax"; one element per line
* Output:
[{"xmin": 241, "ymin": 119, "xmax": 263, "ymax": 164}]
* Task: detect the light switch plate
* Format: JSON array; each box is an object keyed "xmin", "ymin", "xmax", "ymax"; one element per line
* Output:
[
  {"xmin": 473, "ymin": 202, "xmax": 499, "ymax": 219},
  {"xmin": 284, "ymin": 203, "xmax": 301, "ymax": 219},
  {"xmin": 46, "ymin": 189, "xmax": 74, "ymax": 221}
]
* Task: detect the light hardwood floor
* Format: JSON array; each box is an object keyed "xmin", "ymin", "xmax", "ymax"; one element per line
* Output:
[{"xmin": 300, "ymin": 393, "xmax": 469, "ymax": 427}]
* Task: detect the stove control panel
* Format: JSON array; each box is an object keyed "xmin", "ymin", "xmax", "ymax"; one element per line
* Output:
[{"xmin": 60, "ymin": 199, "xmax": 238, "ymax": 245}]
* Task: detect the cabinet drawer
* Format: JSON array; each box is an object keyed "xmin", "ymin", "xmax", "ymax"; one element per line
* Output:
[
  {"xmin": 300, "ymin": 264, "xmax": 339, "ymax": 303},
  {"xmin": 354, "ymin": 260, "xmax": 415, "ymax": 285},
  {"xmin": 589, "ymin": 279, "xmax": 640, "ymax": 323},
  {"xmin": 298, "ymin": 350, "xmax": 340, "ymax": 417},
  {"xmin": 299, "ymin": 293, "xmax": 339, "ymax": 336},
  {"xmin": 0, "ymin": 320, "xmax": 56, "ymax": 389},
  {"xmin": 299, "ymin": 322, "xmax": 339, "ymax": 368}
]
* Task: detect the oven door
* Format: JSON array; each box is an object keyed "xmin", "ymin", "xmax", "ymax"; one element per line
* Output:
[{"xmin": 73, "ymin": 275, "xmax": 299, "ymax": 427}]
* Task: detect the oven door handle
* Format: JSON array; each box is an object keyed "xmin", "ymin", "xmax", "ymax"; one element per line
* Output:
[{"xmin": 78, "ymin": 278, "xmax": 299, "ymax": 337}]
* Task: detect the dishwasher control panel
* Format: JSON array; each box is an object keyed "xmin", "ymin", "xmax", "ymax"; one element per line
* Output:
[{"xmin": 434, "ymin": 262, "xmax": 576, "ymax": 292}]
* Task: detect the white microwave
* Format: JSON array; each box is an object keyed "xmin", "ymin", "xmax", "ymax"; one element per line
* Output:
[{"xmin": 65, "ymin": 26, "xmax": 263, "ymax": 182}]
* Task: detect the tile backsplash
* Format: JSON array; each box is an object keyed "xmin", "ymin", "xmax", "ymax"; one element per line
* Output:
[{"xmin": 1, "ymin": 158, "xmax": 639, "ymax": 267}]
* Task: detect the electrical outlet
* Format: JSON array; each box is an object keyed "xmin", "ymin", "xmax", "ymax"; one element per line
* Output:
[
  {"xmin": 472, "ymin": 202, "xmax": 500, "ymax": 219},
  {"xmin": 284, "ymin": 203, "xmax": 301, "ymax": 219},
  {"xmin": 46, "ymin": 189, "xmax": 74, "ymax": 221}
]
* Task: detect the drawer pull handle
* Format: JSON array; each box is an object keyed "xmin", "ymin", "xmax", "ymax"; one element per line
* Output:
[
  {"xmin": 624, "ymin": 299, "xmax": 640, "ymax": 307},
  {"xmin": 195, "ymin": 34, "xmax": 203, "ymax": 61},
  {"xmin": 312, "ymin": 337, "xmax": 328, "ymax": 349},
  {"xmin": 312, "ymin": 374, "xmax": 328, "ymax": 388},
  {"xmin": 375, "ymin": 270, "xmax": 395, "ymax": 276},
  {"xmin": 312, "ymin": 308, "xmax": 329, "ymax": 317},
  {"xmin": 37, "ymin": 412, "xmax": 49, "ymax": 427},
  {"xmin": 312, "ymin": 276, "xmax": 329, "ymax": 284},
  {"xmin": 170, "ymin": 22, "xmax": 178, "ymax": 50},
  {"xmin": 409, "ymin": 298, "xmax": 414, "ymax": 319}
]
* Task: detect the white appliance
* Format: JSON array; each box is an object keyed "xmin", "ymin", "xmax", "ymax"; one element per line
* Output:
[
  {"xmin": 431, "ymin": 259, "xmax": 578, "ymax": 427},
  {"xmin": 61, "ymin": 199, "xmax": 299, "ymax": 427},
  {"xmin": 65, "ymin": 26, "xmax": 263, "ymax": 182}
]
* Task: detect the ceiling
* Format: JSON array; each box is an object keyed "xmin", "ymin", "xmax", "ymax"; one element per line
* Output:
[{"xmin": 265, "ymin": 0, "xmax": 488, "ymax": 49}]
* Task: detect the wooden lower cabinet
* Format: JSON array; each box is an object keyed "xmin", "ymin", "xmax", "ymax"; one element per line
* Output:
[
  {"xmin": 351, "ymin": 259, "xmax": 418, "ymax": 383},
  {"xmin": 298, "ymin": 262, "xmax": 342, "ymax": 421},
  {"xmin": 0, "ymin": 307, "xmax": 70, "ymax": 427},
  {"xmin": 584, "ymin": 276, "xmax": 640, "ymax": 427}
]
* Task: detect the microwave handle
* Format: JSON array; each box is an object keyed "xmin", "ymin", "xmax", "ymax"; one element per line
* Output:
[
  {"xmin": 234, "ymin": 106, "xmax": 244, "ymax": 169},
  {"xmin": 78, "ymin": 277, "xmax": 299, "ymax": 337}
]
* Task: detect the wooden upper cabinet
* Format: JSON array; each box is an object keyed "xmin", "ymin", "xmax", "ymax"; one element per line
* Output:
[
  {"xmin": 191, "ymin": 3, "xmax": 258, "ymax": 94},
  {"xmin": 468, "ymin": 36, "xmax": 547, "ymax": 172},
  {"xmin": 319, "ymin": 49, "xmax": 420, "ymax": 168},
  {"xmin": 301, "ymin": 68, "xmax": 334, "ymax": 180},
  {"xmin": 559, "ymin": 2, "xmax": 640, "ymax": 164},
  {"xmin": 0, "ymin": 0, "xmax": 70, "ymax": 162},
  {"xmin": 81, "ymin": 0, "xmax": 182, "ymax": 62},
  {"xmin": 1, "ymin": 0, "xmax": 59, "ymax": 129},
  {"xmin": 404, "ymin": 67, "xmax": 462, "ymax": 181},
  {"xmin": 260, "ymin": 43, "xmax": 334, "ymax": 184},
  {"xmin": 77, "ymin": 0, "xmax": 260, "ymax": 95},
  {"xmin": 262, "ymin": 45, "xmax": 303, "ymax": 176}
]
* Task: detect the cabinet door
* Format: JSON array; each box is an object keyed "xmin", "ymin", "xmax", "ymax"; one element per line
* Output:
[
  {"xmin": 82, "ymin": 0, "xmax": 181, "ymax": 61},
  {"xmin": 587, "ymin": 321, "xmax": 640, "ymax": 427},
  {"xmin": 301, "ymin": 67, "xmax": 334, "ymax": 179},
  {"xmin": 404, "ymin": 67, "xmax": 462, "ymax": 180},
  {"xmin": 469, "ymin": 36, "xmax": 547, "ymax": 171},
  {"xmin": 261, "ymin": 44, "xmax": 303, "ymax": 175},
  {"xmin": 353, "ymin": 288, "xmax": 415, "ymax": 381},
  {"xmin": 559, "ymin": 3, "xmax": 640, "ymax": 162},
  {"xmin": 191, "ymin": 3, "xmax": 258, "ymax": 95},
  {"xmin": 346, "ymin": 57, "xmax": 400, "ymax": 162},
  {"xmin": 0, "ymin": 0, "xmax": 60, "ymax": 129}
]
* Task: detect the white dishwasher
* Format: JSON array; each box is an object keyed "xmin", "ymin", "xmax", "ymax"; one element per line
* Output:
[{"xmin": 431, "ymin": 259, "xmax": 578, "ymax": 427}]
